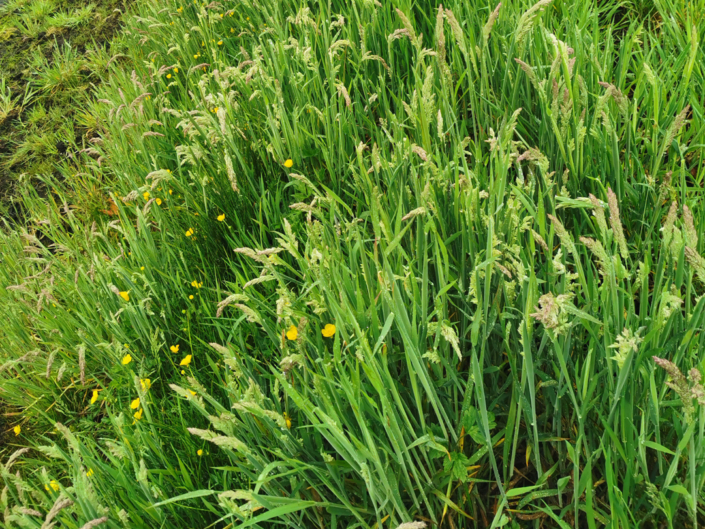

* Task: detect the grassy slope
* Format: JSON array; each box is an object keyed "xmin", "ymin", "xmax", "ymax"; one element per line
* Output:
[{"xmin": 1, "ymin": 0, "xmax": 705, "ymax": 527}]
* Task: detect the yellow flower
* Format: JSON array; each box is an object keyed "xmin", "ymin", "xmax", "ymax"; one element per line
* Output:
[
  {"xmin": 218, "ymin": 40, "xmax": 223, "ymax": 45},
  {"xmin": 174, "ymin": 68, "xmax": 179, "ymax": 73},
  {"xmin": 90, "ymin": 389, "xmax": 100, "ymax": 404},
  {"xmin": 13, "ymin": 425, "xmax": 21, "ymax": 436},
  {"xmin": 188, "ymin": 390, "xmax": 196, "ymax": 396},
  {"xmin": 197, "ymin": 449, "xmax": 203, "ymax": 456},
  {"xmin": 217, "ymin": 213, "xmax": 225, "ymax": 221},
  {"xmin": 283, "ymin": 412, "xmax": 291, "ymax": 429},
  {"xmin": 170, "ymin": 344, "xmax": 179, "ymax": 353},
  {"xmin": 286, "ymin": 325, "xmax": 298, "ymax": 341},
  {"xmin": 134, "ymin": 408, "xmax": 143, "ymax": 420},
  {"xmin": 193, "ymin": 54, "xmax": 198, "ymax": 59},
  {"xmin": 167, "ymin": 74, "xmax": 172, "ymax": 79},
  {"xmin": 191, "ymin": 280, "xmax": 201, "ymax": 288},
  {"xmin": 140, "ymin": 266, "xmax": 145, "ymax": 270},
  {"xmin": 322, "ymin": 324, "xmax": 336, "ymax": 338},
  {"xmin": 189, "ymin": 295, "xmax": 194, "ymax": 300},
  {"xmin": 45, "ymin": 480, "xmax": 60, "ymax": 492},
  {"xmin": 119, "ymin": 291, "xmax": 130, "ymax": 302},
  {"xmin": 87, "ymin": 468, "xmax": 94, "ymax": 477},
  {"xmin": 177, "ymin": 6, "xmax": 183, "ymax": 12},
  {"xmin": 140, "ymin": 378, "xmax": 151, "ymax": 391},
  {"xmin": 143, "ymin": 191, "xmax": 150, "ymax": 200},
  {"xmin": 230, "ymin": 28, "xmax": 234, "ymax": 33},
  {"xmin": 156, "ymin": 198, "xmax": 162, "ymax": 205},
  {"xmin": 181, "ymin": 370, "xmax": 185, "ymax": 375},
  {"xmin": 284, "ymin": 159, "xmax": 294, "ymax": 168},
  {"xmin": 169, "ymin": 189, "xmax": 173, "ymax": 195},
  {"xmin": 180, "ymin": 354, "xmax": 192, "ymax": 366},
  {"xmin": 130, "ymin": 397, "xmax": 140, "ymax": 409},
  {"xmin": 212, "ymin": 107, "xmax": 219, "ymax": 113},
  {"xmin": 122, "ymin": 354, "xmax": 132, "ymax": 365},
  {"xmin": 185, "ymin": 228, "xmax": 194, "ymax": 237}
]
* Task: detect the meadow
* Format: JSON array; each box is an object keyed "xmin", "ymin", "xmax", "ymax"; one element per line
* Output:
[{"xmin": 1, "ymin": 0, "xmax": 704, "ymax": 527}]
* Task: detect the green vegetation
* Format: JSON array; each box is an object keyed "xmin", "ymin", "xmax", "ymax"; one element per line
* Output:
[
  {"xmin": 1, "ymin": 0, "xmax": 705, "ymax": 527},
  {"xmin": 0, "ymin": 0, "xmax": 129, "ymax": 206}
]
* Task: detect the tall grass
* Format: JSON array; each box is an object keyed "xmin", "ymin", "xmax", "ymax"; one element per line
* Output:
[{"xmin": 1, "ymin": 0, "xmax": 705, "ymax": 527}]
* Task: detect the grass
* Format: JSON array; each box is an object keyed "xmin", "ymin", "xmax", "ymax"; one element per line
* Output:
[
  {"xmin": 0, "ymin": 0, "xmax": 130, "ymax": 209},
  {"xmin": 1, "ymin": 0, "xmax": 705, "ymax": 527}
]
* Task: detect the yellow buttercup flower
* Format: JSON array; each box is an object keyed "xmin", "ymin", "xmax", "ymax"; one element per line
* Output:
[
  {"xmin": 218, "ymin": 40, "xmax": 223, "ymax": 45},
  {"xmin": 170, "ymin": 344, "xmax": 179, "ymax": 353},
  {"xmin": 45, "ymin": 480, "xmax": 60, "ymax": 492},
  {"xmin": 188, "ymin": 390, "xmax": 196, "ymax": 396},
  {"xmin": 286, "ymin": 325, "xmax": 298, "ymax": 341},
  {"xmin": 185, "ymin": 228, "xmax": 194, "ymax": 237},
  {"xmin": 140, "ymin": 378, "xmax": 151, "ymax": 391},
  {"xmin": 13, "ymin": 425, "xmax": 21, "ymax": 436},
  {"xmin": 180, "ymin": 355, "xmax": 192, "ymax": 366},
  {"xmin": 156, "ymin": 198, "xmax": 162, "ymax": 205},
  {"xmin": 119, "ymin": 291, "xmax": 130, "ymax": 302},
  {"xmin": 90, "ymin": 389, "xmax": 100, "ymax": 404},
  {"xmin": 143, "ymin": 191, "xmax": 150, "ymax": 200},
  {"xmin": 130, "ymin": 397, "xmax": 140, "ymax": 409},
  {"xmin": 197, "ymin": 449, "xmax": 203, "ymax": 456},
  {"xmin": 177, "ymin": 6, "xmax": 183, "ymax": 12},
  {"xmin": 174, "ymin": 68, "xmax": 179, "ymax": 73},
  {"xmin": 217, "ymin": 214, "xmax": 225, "ymax": 221},
  {"xmin": 167, "ymin": 74, "xmax": 172, "ymax": 79},
  {"xmin": 322, "ymin": 324, "xmax": 336, "ymax": 338},
  {"xmin": 134, "ymin": 408, "xmax": 143, "ymax": 420},
  {"xmin": 122, "ymin": 354, "xmax": 132, "ymax": 365},
  {"xmin": 284, "ymin": 159, "xmax": 294, "ymax": 168},
  {"xmin": 87, "ymin": 468, "xmax": 94, "ymax": 477},
  {"xmin": 283, "ymin": 412, "xmax": 291, "ymax": 429},
  {"xmin": 189, "ymin": 295, "xmax": 194, "ymax": 300}
]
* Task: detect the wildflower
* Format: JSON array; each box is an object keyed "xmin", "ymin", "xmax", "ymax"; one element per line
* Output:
[
  {"xmin": 180, "ymin": 355, "xmax": 192, "ymax": 366},
  {"xmin": 134, "ymin": 408, "xmax": 143, "ymax": 420},
  {"xmin": 189, "ymin": 295, "xmax": 194, "ymax": 300},
  {"xmin": 156, "ymin": 198, "xmax": 162, "ymax": 205},
  {"xmin": 143, "ymin": 191, "xmax": 150, "ymax": 200},
  {"xmin": 177, "ymin": 6, "xmax": 183, "ymax": 12},
  {"xmin": 91, "ymin": 389, "xmax": 100, "ymax": 404},
  {"xmin": 217, "ymin": 214, "xmax": 225, "ymax": 221},
  {"xmin": 197, "ymin": 449, "xmax": 203, "ymax": 456},
  {"xmin": 181, "ymin": 370, "xmax": 185, "ymax": 375},
  {"xmin": 283, "ymin": 412, "xmax": 291, "ymax": 429},
  {"xmin": 322, "ymin": 324, "xmax": 336, "ymax": 337},
  {"xmin": 188, "ymin": 390, "xmax": 196, "ymax": 396},
  {"xmin": 87, "ymin": 468, "xmax": 94, "ymax": 477},
  {"xmin": 284, "ymin": 159, "xmax": 294, "ymax": 168},
  {"xmin": 169, "ymin": 189, "xmax": 173, "ymax": 195},
  {"xmin": 286, "ymin": 325, "xmax": 298, "ymax": 340},
  {"xmin": 174, "ymin": 68, "xmax": 179, "ymax": 73},
  {"xmin": 13, "ymin": 425, "xmax": 21, "ymax": 436},
  {"xmin": 193, "ymin": 54, "xmax": 198, "ymax": 59},
  {"xmin": 122, "ymin": 354, "xmax": 132, "ymax": 365},
  {"xmin": 230, "ymin": 28, "xmax": 234, "ymax": 33},
  {"xmin": 130, "ymin": 397, "xmax": 140, "ymax": 409},
  {"xmin": 212, "ymin": 107, "xmax": 219, "ymax": 113},
  {"xmin": 167, "ymin": 74, "xmax": 172, "ymax": 79},
  {"xmin": 140, "ymin": 378, "xmax": 151, "ymax": 391},
  {"xmin": 185, "ymin": 228, "xmax": 194, "ymax": 237},
  {"xmin": 45, "ymin": 481, "xmax": 60, "ymax": 492},
  {"xmin": 218, "ymin": 40, "xmax": 223, "ymax": 45},
  {"xmin": 120, "ymin": 291, "xmax": 130, "ymax": 302},
  {"xmin": 170, "ymin": 344, "xmax": 180, "ymax": 353},
  {"xmin": 140, "ymin": 266, "xmax": 145, "ymax": 270}
]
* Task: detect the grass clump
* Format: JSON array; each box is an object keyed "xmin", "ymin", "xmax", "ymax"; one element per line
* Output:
[{"xmin": 1, "ymin": 0, "xmax": 705, "ymax": 527}]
